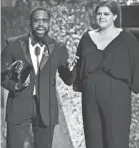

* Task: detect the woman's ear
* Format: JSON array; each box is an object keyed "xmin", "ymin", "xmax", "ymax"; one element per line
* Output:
[{"xmin": 113, "ymin": 14, "xmax": 117, "ymax": 21}]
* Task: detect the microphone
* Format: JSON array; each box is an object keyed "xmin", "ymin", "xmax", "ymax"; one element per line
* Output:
[{"xmin": 34, "ymin": 46, "xmax": 40, "ymax": 56}]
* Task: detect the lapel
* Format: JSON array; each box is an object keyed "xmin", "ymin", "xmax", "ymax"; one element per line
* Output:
[
  {"xmin": 19, "ymin": 33, "xmax": 55, "ymax": 71},
  {"xmin": 39, "ymin": 35, "xmax": 55, "ymax": 70},
  {"xmin": 19, "ymin": 33, "xmax": 33, "ymax": 66}
]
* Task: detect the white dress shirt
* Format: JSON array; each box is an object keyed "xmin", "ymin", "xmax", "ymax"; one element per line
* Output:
[{"xmin": 29, "ymin": 37, "xmax": 45, "ymax": 95}]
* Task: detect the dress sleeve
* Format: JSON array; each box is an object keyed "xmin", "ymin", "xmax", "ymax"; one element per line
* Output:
[
  {"xmin": 58, "ymin": 38, "xmax": 83, "ymax": 89},
  {"xmin": 58, "ymin": 43, "xmax": 74, "ymax": 85},
  {"xmin": 72, "ymin": 37, "xmax": 83, "ymax": 92},
  {"xmin": 128, "ymin": 33, "xmax": 139, "ymax": 94}
]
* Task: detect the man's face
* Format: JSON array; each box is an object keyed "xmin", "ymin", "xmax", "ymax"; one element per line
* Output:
[{"xmin": 30, "ymin": 10, "xmax": 50, "ymax": 39}]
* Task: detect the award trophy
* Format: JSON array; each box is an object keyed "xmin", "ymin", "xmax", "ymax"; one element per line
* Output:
[
  {"xmin": 5, "ymin": 60, "xmax": 24, "ymax": 83},
  {"xmin": 5, "ymin": 60, "xmax": 31, "ymax": 90}
]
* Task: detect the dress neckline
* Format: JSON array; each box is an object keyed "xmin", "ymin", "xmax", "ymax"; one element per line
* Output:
[{"xmin": 87, "ymin": 29, "xmax": 124, "ymax": 52}]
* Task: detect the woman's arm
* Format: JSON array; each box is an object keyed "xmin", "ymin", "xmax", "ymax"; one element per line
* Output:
[
  {"xmin": 128, "ymin": 32, "xmax": 139, "ymax": 94},
  {"xmin": 58, "ymin": 43, "xmax": 76, "ymax": 85}
]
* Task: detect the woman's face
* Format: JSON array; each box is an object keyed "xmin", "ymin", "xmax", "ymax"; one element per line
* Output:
[{"xmin": 96, "ymin": 6, "xmax": 117, "ymax": 30}]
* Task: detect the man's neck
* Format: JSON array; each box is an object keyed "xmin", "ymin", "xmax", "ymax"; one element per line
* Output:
[{"xmin": 31, "ymin": 33, "xmax": 45, "ymax": 41}]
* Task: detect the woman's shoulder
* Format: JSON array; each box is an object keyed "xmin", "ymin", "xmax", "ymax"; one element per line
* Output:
[
  {"xmin": 81, "ymin": 29, "xmax": 98, "ymax": 40},
  {"xmin": 88, "ymin": 29, "xmax": 99, "ymax": 35},
  {"xmin": 121, "ymin": 29, "xmax": 139, "ymax": 52},
  {"xmin": 122, "ymin": 29, "xmax": 139, "ymax": 43},
  {"xmin": 79, "ymin": 29, "xmax": 90, "ymax": 41},
  {"xmin": 121, "ymin": 28, "xmax": 135, "ymax": 37}
]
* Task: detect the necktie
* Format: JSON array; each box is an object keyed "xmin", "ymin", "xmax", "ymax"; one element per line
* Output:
[
  {"xmin": 34, "ymin": 46, "xmax": 40, "ymax": 72},
  {"xmin": 34, "ymin": 47, "xmax": 40, "ymax": 98},
  {"xmin": 34, "ymin": 46, "xmax": 40, "ymax": 57},
  {"xmin": 34, "ymin": 46, "xmax": 41, "ymax": 124}
]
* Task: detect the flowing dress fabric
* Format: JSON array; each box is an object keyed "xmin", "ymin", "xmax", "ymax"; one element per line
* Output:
[{"xmin": 72, "ymin": 30, "xmax": 139, "ymax": 148}]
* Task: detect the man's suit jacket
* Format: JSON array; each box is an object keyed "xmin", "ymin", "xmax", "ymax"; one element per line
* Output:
[{"xmin": 1, "ymin": 33, "xmax": 71, "ymax": 126}]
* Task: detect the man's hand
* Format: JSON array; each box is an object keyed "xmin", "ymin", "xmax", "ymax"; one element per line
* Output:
[
  {"xmin": 23, "ymin": 74, "xmax": 30, "ymax": 87},
  {"xmin": 67, "ymin": 55, "xmax": 79, "ymax": 71},
  {"xmin": 15, "ymin": 74, "xmax": 30, "ymax": 91}
]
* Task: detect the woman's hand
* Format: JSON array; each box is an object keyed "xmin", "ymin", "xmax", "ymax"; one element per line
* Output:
[{"xmin": 67, "ymin": 55, "xmax": 79, "ymax": 71}]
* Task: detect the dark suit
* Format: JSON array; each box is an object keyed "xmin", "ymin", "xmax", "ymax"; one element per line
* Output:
[{"xmin": 1, "ymin": 33, "xmax": 70, "ymax": 148}]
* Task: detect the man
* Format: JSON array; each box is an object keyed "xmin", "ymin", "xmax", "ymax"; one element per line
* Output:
[{"xmin": 1, "ymin": 7, "xmax": 75, "ymax": 148}]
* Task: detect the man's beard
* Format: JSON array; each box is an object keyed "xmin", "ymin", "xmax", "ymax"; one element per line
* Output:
[{"xmin": 31, "ymin": 28, "xmax": 49, "ymax": 41}]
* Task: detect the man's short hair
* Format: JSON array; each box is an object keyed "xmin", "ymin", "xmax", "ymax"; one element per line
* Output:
[{"xmin": 29, "ymin": 7, "xmax": 51, "ymax": 21}]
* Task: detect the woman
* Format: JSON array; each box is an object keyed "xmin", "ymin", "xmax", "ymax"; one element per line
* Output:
[{"xmin": 69, "ymin": 1, "xmax": 139, "ymax": 148}]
